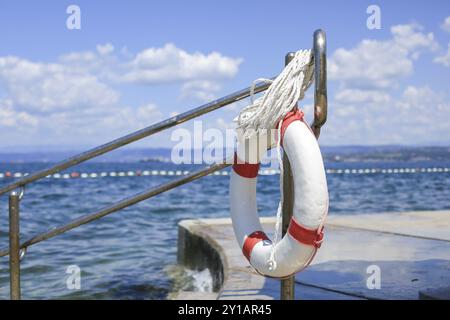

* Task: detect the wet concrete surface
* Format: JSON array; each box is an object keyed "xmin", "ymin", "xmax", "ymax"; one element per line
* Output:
[{"xmin": 174, "ymin": 211, "xmax": 450, "ymax": 300}]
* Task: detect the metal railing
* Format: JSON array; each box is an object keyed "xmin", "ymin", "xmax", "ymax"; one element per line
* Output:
[{"xmin": 0, "ymin": 29, "xmax": 327, "ymax": 300}]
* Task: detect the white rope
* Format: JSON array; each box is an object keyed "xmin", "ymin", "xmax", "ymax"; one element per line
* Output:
[
  {"xmin": 234, "ymin": 50, "xmax": 314, "ymax": 271},
  {"xmin": 235, "ymin": 49, "xmax": 314, "ymax": 141},
  {"xmin": 266, "ymin": 118, "xmax": 284, "ymax": 271}
]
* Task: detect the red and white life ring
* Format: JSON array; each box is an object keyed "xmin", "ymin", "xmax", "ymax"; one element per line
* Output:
[{"xmin": 229, "ymin": 109, "xmax": 329, "ymax": 278}]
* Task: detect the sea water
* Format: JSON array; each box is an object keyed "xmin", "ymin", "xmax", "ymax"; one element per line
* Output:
[{"xmin": 0, "ymin": 160, "xmax": 449, "ymax": 299}]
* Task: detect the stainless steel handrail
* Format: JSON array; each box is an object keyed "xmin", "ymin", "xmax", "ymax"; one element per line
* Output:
[
  {"xmin": 1, "ymin": 29, "xmax": 327, "ymax": 300},
  {"xmin": 311, "ymin": 29, "xmax": 327, "ymax": 138},
  {"xmin": 0, "ymin": 30, "xmax": 327, "ymax": 196},
  {"xmin": 0, "ymin": 161, "xmax": 230, "ymax": 257},
  {"xmin": 0, "ymin": 80, "xmax": 272, "ymax": 197}
]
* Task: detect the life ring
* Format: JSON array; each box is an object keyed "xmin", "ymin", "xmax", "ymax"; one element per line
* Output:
[{"xmin": 229, "ymin": 108, "xmax": 329, "ymax": 278}]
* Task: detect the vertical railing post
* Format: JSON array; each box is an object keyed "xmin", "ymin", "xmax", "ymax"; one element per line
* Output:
[
  {"xmin": 280, "ymin": 52, "xmax": 296, "ymax": 300},
  {"xmin": 9, "ymin": 191, "xmax": 21, "ymax": 300},
  {"xmin": 312, "ymin": 29, "xmax": 327, "ymax": 139}
]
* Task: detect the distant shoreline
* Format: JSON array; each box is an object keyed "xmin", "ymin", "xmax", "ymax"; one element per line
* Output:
[{"xmin": 0, "ymin": 146, "xmax": 449, "ymax": 163}]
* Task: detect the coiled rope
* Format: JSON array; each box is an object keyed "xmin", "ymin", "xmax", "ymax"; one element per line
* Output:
[{"xmin": 236, "ymin": 50, "xmax": 314, "ymax": 140}]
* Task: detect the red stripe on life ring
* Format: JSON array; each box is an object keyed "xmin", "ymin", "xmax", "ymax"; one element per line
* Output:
[
  {"xmin": 278, "ymin": 108, "xmax": 304, "ymax": 146},
  {"xmin": 232, "ymin": 153, "xmax": 260, "ymax": 178},
  {"xmin": 242, "ymin": 231, "xmax": 270, "ymax": 261},
  {"xmin": 288, "ymin": 218, "xmax": 324, "ymax": 248}
]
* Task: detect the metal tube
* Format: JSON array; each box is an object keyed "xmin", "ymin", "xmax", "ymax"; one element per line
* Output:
[
  {"xmin": 0, "ymin": 80, "xmax": 273, "ymax": 197},
  {"xmin": 312, "ymin": 29, "xmax": 327, "ymax": 139},
  {"xmin": 280, "ymin": 52, "xmax": 296, "ymax": 300},
  {"xmin": 0, "ymin": 162, "xmax": 230, "ymax": 258},
  {"xmin": 9, "ymin": 192, "xmax": 21, "ymax": 300},
  {"xmin": 280, "ymin": 30, "xmax": 327, "ymax": 299}
]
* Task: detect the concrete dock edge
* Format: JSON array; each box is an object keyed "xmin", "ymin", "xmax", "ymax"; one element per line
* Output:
[{"xmin": 173, "ymin": 212, "xmax": 450, "ymax": 300}]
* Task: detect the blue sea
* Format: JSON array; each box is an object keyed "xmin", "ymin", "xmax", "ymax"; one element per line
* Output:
[{"xmin": 0, "ymin": 159, "xmax": 449, "ymax": 299}]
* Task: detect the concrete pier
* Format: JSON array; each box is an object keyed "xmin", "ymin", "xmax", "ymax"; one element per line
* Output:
[{"xmin": 173, "ymin": 210, "xmax": 450, "ymax": 300}]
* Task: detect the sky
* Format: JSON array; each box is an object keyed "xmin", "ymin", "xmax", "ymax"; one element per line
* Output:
[{"xmin": 0, "ymin": 0, "xmax": 449, "ymax": 149}]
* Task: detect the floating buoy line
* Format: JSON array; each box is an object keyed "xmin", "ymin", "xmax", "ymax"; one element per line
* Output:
[{"xmin": 0, "ymin": 167, "xmax": 449, "ymax": 180}]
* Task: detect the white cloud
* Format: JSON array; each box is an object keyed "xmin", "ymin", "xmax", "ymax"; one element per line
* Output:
[
  {"xmin": 322, "ymin": 23, "xmax": 450, "ymax": 145},
  {"xmin": 441, "ymin": 16, "xmax": 450, "ymax": 32},
  {"xmin": 122, "ymin": 43, "xmax": 243, "ymax": 84},
  {"xmin": 96, "ymin": 43, "xmax": 114, "ymax": 55},
  {"xmin": 395, "ymin": 85, "xmax": 442, "ymax": 110},
  {"xmin": 0, "ymin": 43, "xmax": 242, "ymax": 146},
  {"xmin": 335, "ymin": 89, "xmax": 391, "ymax": 104},
  {"xmin": 0, "ymin": 99, "xmax": 38, "ymax": 127},
  {"xmin": 100, "ymin": 103, "xmax": 162, "ymax": 133},
  {"xmin": 1, "ymin": 102, "xmax": 163, "ymax": 145},
  {"xmin": 329, "ymin": 24, "xmax": 438, "ymax": 89},
  {"xmin": 58, "ymin": 42, "xmax": 242, "ymax": 95},
  {"xmin": 58, "ymin": 43, "xmax": 242, "ymax": 100},
  {"xmin": 0, "ymin": 56, "xmax": 119, "ymax": 113},
  {"xmin": 59, "ymin": 51, "xmax": 97, "ymax": 65},
  {"xmin": 322, "ymin": 85, "xmax": 450, "ymax": 145},
  {"xmin": 58, "ymin": 44, "xmax": 119, "ymax": 79},
  {"xmin": 180, "ymin": 80, "xmax": 221, "ymax": 102},
  {"xmin": 0, "ymin": 53, "xmax": 149, "ymax": 144},
  {"xmin": 434, "ymin": 43, "xmax": 450, "ymax": 67},
  {"xmin": 391, "ymin": 24, "xmax": 438, "ymax": 52}
]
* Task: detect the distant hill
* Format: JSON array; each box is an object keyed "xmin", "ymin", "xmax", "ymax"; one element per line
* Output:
[
  {"xmin": 320, "ymin": 145, "xmax": 450, "ymax": 162},
  {"xmin": 0, "ymin": 145, "xmax": 449, "ymax": 163},
  {"xmin": 0, "ymin": 148, "xmax": 172, "ymax": 163}
]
